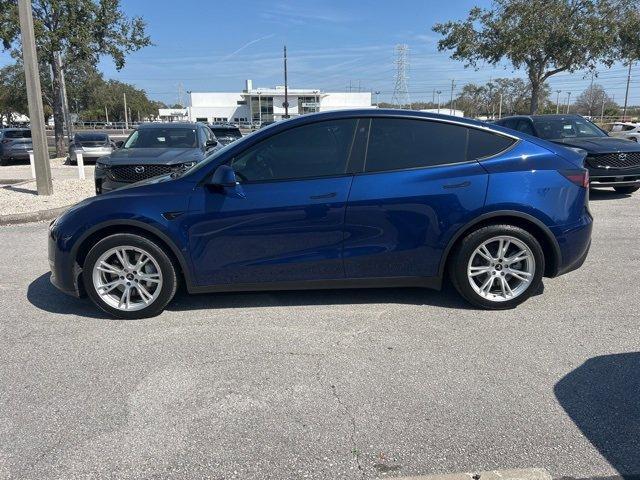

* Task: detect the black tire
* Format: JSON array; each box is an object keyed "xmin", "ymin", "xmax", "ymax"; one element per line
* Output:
[
  {"xmin": 449, "ymin": 224, "xmax": 545, "ymax": 310},
  {"xmin": 0, "ymin": 157, "xmax": 9, "ymax": 166},
  {"xmin": 83, "ymin": 233, "xmax": 178, "ymax": 319},
  {"xmin": 613, "ymin": 185, "xmax": 639, "ymax": 194}
]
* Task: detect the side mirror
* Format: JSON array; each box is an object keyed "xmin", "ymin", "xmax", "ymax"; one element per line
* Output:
[
  {"xmin": 205, "ymin": 139, "xmax": 218, "ymax": 148},
  {"xmin": 115, "ymin": 140, "xmax": 124, "ymax": 148},
  {"xmin": 210, "ymin": 164, "xmax": 238, "ymax": 188}
]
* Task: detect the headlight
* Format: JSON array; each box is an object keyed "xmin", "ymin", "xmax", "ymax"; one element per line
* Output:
[
  {"xmin": 181, "ymin": 161, "xmax": 197, "ymax": 169},
  {"xmin": 95, "ymin": 161, "xmax": 109, "ymax": 170}
]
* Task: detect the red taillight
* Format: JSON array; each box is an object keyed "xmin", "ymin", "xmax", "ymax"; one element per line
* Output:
[{"xmin": 562, "ymin": 169, "xmax": 589, "ymax": 188}]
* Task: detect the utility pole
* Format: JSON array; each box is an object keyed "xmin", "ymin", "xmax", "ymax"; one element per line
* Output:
[
  {"xmin": 588, "ymin": 71, "xmax": 595, "ymax": 116},
  {"xmin": 450, "ymin": 79, "xmax": 456, "ymax": 115},
  {"xmin": 123, "ymin": 92, "xmax": 129, "ymax": 129},
  {"xmin": 498, "ymin": 92, "xmax": 503, "ymax": 119},
  {"xmin": 622, "ymin": 61, "xmax": 633, "ymax": 120},
  {"xmin": 566, "ymin": 92, "xmax": 572, "ymax": 114},
  {"xmin": 601, "ymin": 93, "xmax": 606, "ymax": 122},
  {"xmin": 556, "ymin": 90, "xmax": 562, "ymax": 114},
  {"xmin": 283, "ymin": 45, "xmax": 289, "ymax": 119},
  {"xmin": 18, "ymin": 0, "xmax": 52, "ymax": 195},
  {"xmin": 105, "ymin": 106, "xmax": 109, "ymax": 124}
]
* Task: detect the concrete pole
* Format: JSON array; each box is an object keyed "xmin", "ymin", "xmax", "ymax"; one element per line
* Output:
[
  {"xmin": 622, "ymin": 62, "xmax": 632, "ymax": 120},
  {"xmin": 18, "ymin": 0, "xmax": 52, "ymax": 195},
  {"xmin": 123, "ymin": 92, "xmax": 129, "ymax": 129},
  {"xmin": 498, "ymin": 92, "xmax": 503, "ymax": 120}
]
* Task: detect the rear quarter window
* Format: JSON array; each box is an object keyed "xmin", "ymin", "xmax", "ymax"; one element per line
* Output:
[{"xmin": 467, "ymin": 128, "xmax": 516, "ymax": 160}]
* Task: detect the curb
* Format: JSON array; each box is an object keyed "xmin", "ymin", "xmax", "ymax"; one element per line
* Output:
[
  {"xmin": 0, "ymin": 204, "xmax": 71, "ymax": 226},
  {"xmin": 396, "ymin": 468, "xmax": 552, "ymax": 480}
]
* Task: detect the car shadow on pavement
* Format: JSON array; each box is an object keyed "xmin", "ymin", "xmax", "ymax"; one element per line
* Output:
[
  {"xmin": 589, "ymin": 190, "xmax": 634, "ymax": 201},
  {"xmin": 555, "ymin": 352, "xmax": 640, "ymax": 478},
  {"xmin": 27, "ymin": 273, "xmax": 109, "ymax": 319},
  {"xmin": 27, "ymin": 272, "xmax": 474, "ymax": 319}
]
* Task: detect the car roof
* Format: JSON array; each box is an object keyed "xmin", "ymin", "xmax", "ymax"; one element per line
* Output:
[
  {"xmin": 136, "ymin": 122, "xmax": 198, "ymax": 129},
  {"xmin": 498, "ymin": 114, "xmax": 585, "ymax": 121}
]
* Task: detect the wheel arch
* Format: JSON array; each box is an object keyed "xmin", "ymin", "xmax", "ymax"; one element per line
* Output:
[
  {"xmin": 439, "ymin": 210, "xmax": 562, "ymax": 279},
  {"xmin": 72, "ymin": 220, "xmax": 194, "ymax": 292}
]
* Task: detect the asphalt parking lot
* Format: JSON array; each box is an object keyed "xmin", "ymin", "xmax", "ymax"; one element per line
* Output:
[{"xmin": 0, "ymin": 190, "xmax": 638, "ymax": 479}]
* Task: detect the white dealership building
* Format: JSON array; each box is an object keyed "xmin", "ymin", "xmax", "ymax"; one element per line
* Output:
[{"xmin": 183, "ymin": 80, "xmax": 373, "ymax": 124}]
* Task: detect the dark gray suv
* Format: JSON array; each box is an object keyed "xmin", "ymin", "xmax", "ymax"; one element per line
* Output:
[
  {"xmin": 95, "ymin": 122, "xmax": 220, "ymax": 194},
  {"xmin": 0, "ymin": 128, "xmax": 33, "ymax": 165}
]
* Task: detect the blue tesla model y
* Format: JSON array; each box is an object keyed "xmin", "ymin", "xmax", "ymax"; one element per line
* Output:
[{"xmin": 48, "ymin": 110, "xmax": 592, "ymax": 318}]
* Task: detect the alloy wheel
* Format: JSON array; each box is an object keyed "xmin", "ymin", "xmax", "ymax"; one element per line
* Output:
[
  {"xmin": 467, "ymin": 235, "xmax": 535, "ymax": 302},
  {"xmin": 91, "ymin": 246, "xmax": 163, "ymax": 312}
]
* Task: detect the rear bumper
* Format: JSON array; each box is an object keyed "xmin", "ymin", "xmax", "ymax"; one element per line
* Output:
[
  {"xmin": 551, "ymin": 210, "xmax": 593, "ymax": 277},
  {"xmin": 1, "ymin": 149, "xmax": 31, "ymax": 160}
]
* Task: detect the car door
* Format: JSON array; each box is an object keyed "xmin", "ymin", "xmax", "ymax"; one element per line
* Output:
[
  {"xmin": 343, "ymin": 118, "xmax": 514, "ymax": 280},
  {"xmin": 186, "ymin": 118, "xmax": 365, "ymax": 286}
]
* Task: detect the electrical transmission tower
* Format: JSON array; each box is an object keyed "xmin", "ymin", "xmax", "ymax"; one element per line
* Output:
[{"xmin": 392, "ymin": 44, "xmax": 411, "ymax": 108}]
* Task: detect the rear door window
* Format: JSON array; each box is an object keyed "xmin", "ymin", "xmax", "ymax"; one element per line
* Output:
[{"xmin": 364, "ymin": 118, "xmax": 467, "ymax": 172}]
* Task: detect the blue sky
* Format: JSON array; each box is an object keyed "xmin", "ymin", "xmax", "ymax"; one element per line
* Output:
[{"xmin": 1, "ymin": 0, "xmax": 638, "ymax": 106}]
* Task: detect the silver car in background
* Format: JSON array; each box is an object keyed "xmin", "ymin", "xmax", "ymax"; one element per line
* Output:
[
  {"xmin": 0, "ymin": 128, "xmax": 33, "ymax": 166},
  {"xmin": 68, "ymin": 132, "xmax": 115, "ymax": 164}
]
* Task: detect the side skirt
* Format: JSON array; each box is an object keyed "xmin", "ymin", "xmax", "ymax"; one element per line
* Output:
[{"xmin": 187, "ymin": 275, "xmax": 442, "ymax": 295}]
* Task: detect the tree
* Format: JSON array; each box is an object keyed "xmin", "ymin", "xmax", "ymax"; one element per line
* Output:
[
  {"xmin": 433, "ymin": 0, "xmax": 632, "ymax": 114},
  {"xmin": 0, "ymin": 61, "xmax": 52, "ymax": 125},
  {"xmin": 0, "ymin": 0, "xmax": 151, "ymax": 155},
  {"xmin": 573, "ymin": 83, "xmax": 619, "ymax": 117}
]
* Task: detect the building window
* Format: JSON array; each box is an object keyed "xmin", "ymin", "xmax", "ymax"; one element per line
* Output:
[
  {"xmin": 299, "ymin": 96, "xmax": 319, "ymax": 115},
  {"xmin": 237, "ymin": 100, "xmax": 247, "ymax": 105},
  {"xmin": 196, "ymin": 117, "xmax": 207, "ymax": 122},
  {"xmin": 250, "ymin": 96, "xmax": 274, "ymax": 123}
]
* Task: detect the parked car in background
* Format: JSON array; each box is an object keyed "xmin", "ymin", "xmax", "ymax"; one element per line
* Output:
[
  {"xmin": 494, "ymin": 114, "xmax": 640, "ymax": 194},
  {"xmin": 50, "ymin": 110, "xmax": 592, "ymax": 318},
  {"xmin": 68, "ymin": 132, "xmax": 115, "ymax": 165},
  {"xmin": 0, "ymin": 128, "xmax": 32, "ymax": 165},
  {"xmin": 603, "ymin": 122, "xmax": 640, "ymax": 142},
  {"xmin": 94, "ymin": 122, "xmax": 220, "ymax": 194},
  {"xmin": 208, "ymin": 124, "xmax": 243, "ymax": 146}
]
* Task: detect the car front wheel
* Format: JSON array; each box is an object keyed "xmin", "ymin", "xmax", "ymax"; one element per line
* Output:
[
  {"xmin": 450, "ymin": 225, "xmax": 544, "ymax": 309},
  {"xmin": 83, "ymin": 233, "xmax": 178, "ymax": 319}
]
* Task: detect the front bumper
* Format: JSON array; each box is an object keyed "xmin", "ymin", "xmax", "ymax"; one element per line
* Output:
[
  {"xmin": 588, "ymin": 164, "xmax": 640, "ymax": 188},
  {"xmin": 48, "ymin": 223, "xmax": 83, "ymax": 297},
  {"xmin": 1, "ymin": 149, "xmax": 31, "ymax": 161}
]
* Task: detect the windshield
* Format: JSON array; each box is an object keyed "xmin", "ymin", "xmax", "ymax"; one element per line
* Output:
[
  {"xmin": 533, "ymin": 117, "xmax": 607, "ymax": 140},
  {"xmin": 211, "ymin": 128, "xmax": 242, "ymax": 138},
  {"xmin": 123, "ymin": 128, "xmax": 198, "ymax": 149}
]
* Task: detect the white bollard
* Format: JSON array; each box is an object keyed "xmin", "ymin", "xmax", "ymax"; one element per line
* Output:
[
  {"xmin": 76, "ymin": 152, "xmax": 85, "ymax": 179},
  {"xmin": 28, "ymin": 151, "xmax": 36, "ymax": 178}
]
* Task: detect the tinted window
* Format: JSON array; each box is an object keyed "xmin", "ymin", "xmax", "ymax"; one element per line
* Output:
[
  {"xmin": 123, "ymin": 128, "xmax": 197, "ymax": 148},
  {"xmin": 230, "ymin": 119, "xmax": 357, "ymax": 182},
  {"xmin": 76, "ymin": 133, "xmax": 107, "ymax": 142},
  {"xmin": 499, "ymin": 119, "xmax": 518, "ymax": 130},
  {"xmin": 4, "ymin": 130, "xmax": 31, "ymax": 139},
  {"xmin": 515, "ymin": 119, "xmax": 535, "ymax": 136},
  {"xmin": 467, "ymin": 129, "xmax": 516, "ymax": 160},
  {"xmin": 364, "ymin": 118, "xmax": 467, "ymax": 172}
]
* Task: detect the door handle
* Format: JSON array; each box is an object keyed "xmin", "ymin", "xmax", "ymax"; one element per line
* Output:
[
  {"xmin": 443, "ymin": 181, "xmax": 471, "ymax": 189},
  {"xmin": 310, "ymin": 192, "xmax": 337, "ymax": 200}
]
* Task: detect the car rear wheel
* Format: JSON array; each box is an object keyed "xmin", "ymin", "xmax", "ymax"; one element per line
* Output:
[
  {"xmin": 450, "ymin": 225, "xmax": 544, "ymax": 309},
  {"xmin": 83, "ymin": 233, "xmax": 178, "ymax": 319},
  {"xmin": 613, "ymin": 185, "xmax": 639, "ymax": 194}
]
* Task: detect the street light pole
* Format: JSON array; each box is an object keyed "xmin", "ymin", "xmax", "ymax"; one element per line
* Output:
[
  {"xmin": 556, "ymin": 90, "xmax": 562, "ymax": 114},
  {"xmin": 18, "ymin": 0, "xmax": 52, "ymax": 195},
  {"xmin": 283, "ymin": 45, "xmax": 289, "ymax": 119},
  {"xmin": 123, "ymin": 92, "xmax": 129, "ymax": 129},
  {"xmin": 622, "ymin": 61, "xmax": 633, "ymax": 120}
]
